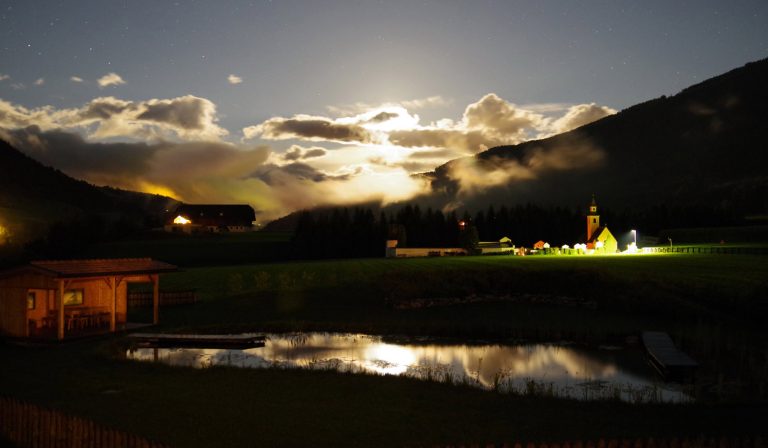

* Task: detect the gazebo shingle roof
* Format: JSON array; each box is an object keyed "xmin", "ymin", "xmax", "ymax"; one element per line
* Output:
[{"xmin": 26, "ymin": 258, "xmax": 177, "ymax": 278}]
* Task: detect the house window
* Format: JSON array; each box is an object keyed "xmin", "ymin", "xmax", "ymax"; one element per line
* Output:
[
  {"xmin": 592, "ymin": 218, "xmax": 596, "ymax": 223},
  {"xmin": 63, "ymin": 289, "xmax": 84, "ymax": 306},
  {"xmin": 27, "ymin": 291, "xmax": 36, "ymax": 310}
]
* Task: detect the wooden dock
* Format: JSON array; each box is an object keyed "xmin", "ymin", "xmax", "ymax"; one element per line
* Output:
[
  {"xmin": 128, "ymin": 333, "xmax": 265, "ymax": 349},
  {"xmin": 642, "ymin": 331, "xmax": 698, "ymax": 381}
]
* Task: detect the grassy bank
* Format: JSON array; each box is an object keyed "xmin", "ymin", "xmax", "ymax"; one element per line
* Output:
[
  {"xmin": 150, "ymin": 253, "xmax": 768, "ymax": 337},
  {"xmin": 1, "ymin": 339, "xmax": 766, "ymax": 448}
]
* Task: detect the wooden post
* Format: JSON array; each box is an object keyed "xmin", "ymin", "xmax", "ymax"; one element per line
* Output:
[
  {"xmin": 57, "ymin": 280, "xmax": 65, "ymax": 340},
  {"xmin": 110, "ymin": 276, "xmax": 117, "ymax": 332},
  {"xmin": 24, "ymin": 290, "xmax": 30, "ymax": 338},
  {"xmin": 152, "ymin": 274, "xmax": 160, "ymax": 325}
]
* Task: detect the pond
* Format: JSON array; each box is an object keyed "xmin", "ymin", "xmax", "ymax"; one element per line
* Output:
[{"xmin": 126, "ymin": 332, "xmax": 690, "ymax": 403}]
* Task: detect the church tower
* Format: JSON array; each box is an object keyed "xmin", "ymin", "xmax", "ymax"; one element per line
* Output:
[{"xmin": 587, "ymin": 194, "xmax": 600, "ymax": 241}]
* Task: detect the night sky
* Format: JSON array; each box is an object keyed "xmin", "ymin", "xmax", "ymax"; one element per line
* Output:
[{"xmin": 1, "ymin": 0, "xmax": 767, "ymax": 220}]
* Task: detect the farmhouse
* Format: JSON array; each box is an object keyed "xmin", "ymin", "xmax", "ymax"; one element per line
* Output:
[
  {"xmin": 165, "ymin": 204, "xmax": 256, "ymax": 233},
  {"xmin": 0, "ymin": 258, "xmax": 177, "ymax": 340},
  {"xmin": 385, "ymin": 240, "xmax": 467, "ymax": 258},
  {"xmin": 477, "ymin": 237, "xmax": 515, "ymax": 254},
  {"xmin": 585, "ymin": 195, "xmax": 618, "ymax": 253}
]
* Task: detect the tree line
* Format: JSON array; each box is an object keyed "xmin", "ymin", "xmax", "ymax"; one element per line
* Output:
[{"xmin": 290, "ymin": 202, "xmax": 742, "ymax": 259}]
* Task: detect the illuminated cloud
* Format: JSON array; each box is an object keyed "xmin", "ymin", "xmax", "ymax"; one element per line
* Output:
[
  {"xmin": 547, "ymin": 103, "xmax": 617, "ymax": 134},
  {"xmin": 34, "ymin": 78, "xmax": 45, "ymax": 86},
  {"xmin": 227, "ymin": 74, "xmax": 243, "ymax": 84},
  {"xmin": 97, "ymin": 72, "xmax": 126, "ymax": 88},
  {"xmin": 249, "ymin": 93, "xmax": 613, "ymax": 158},
  {"xmin": 0, "ymin": 95, "xmax": 227, "ymax": 141},
  {"xmin": 0, "ymin": 74, "xmax": 9, "ymax": 82},
  {"xmin": 70, "ymin": 76, "xmax": 84, "ymax": 83}
]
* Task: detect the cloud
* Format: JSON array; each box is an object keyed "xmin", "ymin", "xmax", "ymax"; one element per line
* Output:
[
  {"xmin": 368, "ymin": 156, "xmax": 437, "ymax": 174},
  {"xmin": 97, "ymin": 72, "xmax": 126, "ymax": 88},
  {"xmin": 367, "ymin": 111, "xmax": 399, "ymax": 123},
  {"xmin": 10, "ymin": 83, "xmax": 25, "ymax": 90},
  {"xmin": 252, "ymin": 162, "xmax": 342, "ymax": 184},
  {"xmin": 227, "ymin": 74, "xmax": 243, "ymax": 85},
  {"xmin": 0, "ymin": 95, "xmax": 227, "ymax": 141},
  {"xmin": 547, "ymin": 103, "xmax": 617, "ymax": 134},
  {"xmin": 282, "ymin": 144, "xmax": 327, "ymax": 161},
  {"xmin": 388, "ymin": 128, "xmax": 499, "ymax": 154},
  {"xmin": 0, "ymin": 74, "xmax": 10, "ymax": 82},
  {"xmin": 34, "ymin": 78, "xmax": 45, "ymax": 86},
  {"xmin": 244, "ymin": 115, "xmax": 374, "ymax": 144},
  {"xmin": 463, "ymin": 93, "xmax": 545, "ymax": 138},
  {"xmin": 70, "ymin": 76, "xmax": 84, "ymax": 83},
  {"xmin": 244, "ymin": 93, "xmax": 615, "ymax": 165}
]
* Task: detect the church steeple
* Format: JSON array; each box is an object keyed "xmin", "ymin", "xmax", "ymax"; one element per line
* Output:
[{"xmin": 587, "ymin": 194, "xmax": 600, "ymax": 241}]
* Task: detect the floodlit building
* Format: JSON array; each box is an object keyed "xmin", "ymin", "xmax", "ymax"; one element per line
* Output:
[
  {"xmin": 585, "ymin": 195, "xmax": 617, "ymax": 253},
  {"xmin": 165, "ymin": 204, "xmax": 256, "ymax": 233}
]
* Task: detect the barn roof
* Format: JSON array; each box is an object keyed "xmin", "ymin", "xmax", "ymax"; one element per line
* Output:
[
  {"xmin": 4, "ymin": 258, "xmax": 178, "ymax": 279},
  {"xmin": 173, "ymin": 204, "xmax": 255, "ymax": 221}
]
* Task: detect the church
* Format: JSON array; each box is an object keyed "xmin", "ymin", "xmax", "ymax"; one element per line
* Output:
[{"xmin": 585, "ymin": 195, "xmax": 618, "ymax": 253}]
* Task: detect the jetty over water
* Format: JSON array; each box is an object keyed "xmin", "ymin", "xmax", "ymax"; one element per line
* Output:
[
  {"xmin": 642, "ymin": 331, "xmax": 698, "ymax": 381},
  {"xmin": 129, "ymin": 333, "xmax": 265, "ymax": 349}
]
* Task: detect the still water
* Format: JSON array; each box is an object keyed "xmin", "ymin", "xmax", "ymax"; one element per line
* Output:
[{"xmin": 126, "ymin": 332, "xmax": 689, "ymax": 402}]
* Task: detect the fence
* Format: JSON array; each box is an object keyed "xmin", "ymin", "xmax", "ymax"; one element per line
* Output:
[
  {"xmin": 418, "ymin": 436, "xmax": 765, "ymax": 448},
  {"xmin": 0, "ymin": 396, "xmax": 170, "ymax": 448},
  {"xmin": 127, "ymin": 290, "xmax": 196, "ymax": 308},
  {"xmin": 644, "ymin": 246, "xmax": 768, "ymax": 255}
]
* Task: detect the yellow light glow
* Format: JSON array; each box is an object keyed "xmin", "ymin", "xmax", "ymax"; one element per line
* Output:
[
  {"xmin": 137, "ymin": 181, "xmax": 180, "ymax": 200},
  {"xmin": 173, "ymin": 215, "xmax": 191, "ymax": 225}
]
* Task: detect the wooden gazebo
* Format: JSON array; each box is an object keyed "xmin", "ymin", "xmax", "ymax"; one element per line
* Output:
[{"xmin": 0, "ymin": 258, "xmax": 177, "ymax": 340}]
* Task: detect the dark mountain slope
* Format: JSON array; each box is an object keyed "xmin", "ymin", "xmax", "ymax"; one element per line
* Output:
[
  {"xmin": 430, "ymin": 58, "xmax": 768, "ymax": 215},
  {"xmin": 0, "ymin": 139, "xmax": 176, "ymax": 243}
]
